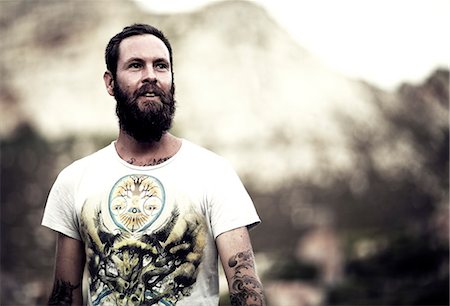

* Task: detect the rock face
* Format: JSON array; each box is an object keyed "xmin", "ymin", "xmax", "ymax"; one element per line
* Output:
[{"xmin": 0, "ymin": 0, "xmax": 442, "ymax": 187}]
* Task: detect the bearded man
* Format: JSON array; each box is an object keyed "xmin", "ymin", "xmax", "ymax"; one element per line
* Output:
[{"xmin": 42, "ymin": 24, "xmax": 265, "ymax": 306}]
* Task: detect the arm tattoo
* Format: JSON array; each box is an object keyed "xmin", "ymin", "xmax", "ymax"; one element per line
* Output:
[
  {"xmin": 228, "ymin": 250, "xmax": 266, "ymax": 306},
  {"xmin": 48, "ymin": 279, "xmax": 80, "ymax": 306}
]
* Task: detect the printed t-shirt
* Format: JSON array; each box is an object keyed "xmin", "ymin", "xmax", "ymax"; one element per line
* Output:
[{"xmin": 42, "ymin": 139, "xmax": 260, "ymax": 306}]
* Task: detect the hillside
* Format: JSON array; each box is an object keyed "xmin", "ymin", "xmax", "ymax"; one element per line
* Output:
[{"xmin": 2, "ymin": 0, "xmax": 385, "ymax": 188}]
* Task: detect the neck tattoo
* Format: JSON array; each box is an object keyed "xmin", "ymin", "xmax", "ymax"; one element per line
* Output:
[{"xmin": 127, "ymin": 156, "xmax": 172, "ymax": 166}]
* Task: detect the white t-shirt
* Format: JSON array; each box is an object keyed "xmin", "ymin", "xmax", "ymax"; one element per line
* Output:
[{"xmin": 42, "ymin": 139, "xmax": 260, "ymax": 306}]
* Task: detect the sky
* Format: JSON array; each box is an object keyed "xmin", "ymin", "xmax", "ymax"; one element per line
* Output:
[{"xmin": 135, "ymin": 0, "xmax": 449, "ymax": 91}]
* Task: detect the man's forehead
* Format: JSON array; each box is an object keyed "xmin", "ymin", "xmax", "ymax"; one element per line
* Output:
[{"xmin": 118, "ymin": 34, "xmax": 170, "ymax": 62}]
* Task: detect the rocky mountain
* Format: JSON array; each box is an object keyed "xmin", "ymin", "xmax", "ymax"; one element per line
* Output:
[{"xmin": 1, "ymin": 0, "xmax": 394, "ymax": 188}]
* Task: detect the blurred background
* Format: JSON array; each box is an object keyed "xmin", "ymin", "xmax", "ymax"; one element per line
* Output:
[{"xmin": 1, "ymin": 0, "xmax": 448, "ymax": 305}]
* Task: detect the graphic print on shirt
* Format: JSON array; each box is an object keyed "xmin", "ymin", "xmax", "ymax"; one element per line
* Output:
[
  {"xmin": 80, "ymin": 174, "xmax": 207, "ymax": 306},
  {"xmin": 109, "ymin": 175, "xmax": 165, "ymax": 233}
]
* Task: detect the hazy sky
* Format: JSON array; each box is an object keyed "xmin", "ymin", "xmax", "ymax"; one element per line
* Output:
[{"xmin": 136, "ymin": 0, "xmax": 449, "ymax": 91}]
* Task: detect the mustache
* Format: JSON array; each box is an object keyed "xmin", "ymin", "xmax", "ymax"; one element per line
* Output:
[{"xmin": 134, "ymin": 83, "xmax": 166, "ymax": 99}]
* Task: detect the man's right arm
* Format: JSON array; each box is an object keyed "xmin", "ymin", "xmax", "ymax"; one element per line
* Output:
[{"xmin": 48, "ymin": 233, "xmax": 85, "ymax": 306}]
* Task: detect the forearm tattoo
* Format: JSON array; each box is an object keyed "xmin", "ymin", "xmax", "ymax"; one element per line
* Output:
[
  {"xmin": 48, "ymin": 279, "xmax": 80, "ymax": 306},
  {"xmin": 228, "ymin": 250, "xmax": 265, "ymax": 306}
]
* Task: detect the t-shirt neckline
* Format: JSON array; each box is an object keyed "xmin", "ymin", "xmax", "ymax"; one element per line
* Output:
[{"xmin": 110, "ymin": 139, "xmax": 185, "ymax": 170}]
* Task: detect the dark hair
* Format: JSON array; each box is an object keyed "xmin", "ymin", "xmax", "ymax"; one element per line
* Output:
[{"xmin": 105, "ymin": 24, "xmax": 174, "ymax": 78}]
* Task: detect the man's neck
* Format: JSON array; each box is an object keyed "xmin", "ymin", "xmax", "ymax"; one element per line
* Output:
[{"xmin": 115, "ymin": 131, "xmax": 182, "ymax": 166}]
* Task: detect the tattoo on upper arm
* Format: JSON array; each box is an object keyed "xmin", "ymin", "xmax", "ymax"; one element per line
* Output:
[
  {"xmin": 228, "ymin": 250, "xmax": 265, "ymax": 306},
  {"xmin": 48, "ymin": 279, "xmax": 80, "ymax": 306}
]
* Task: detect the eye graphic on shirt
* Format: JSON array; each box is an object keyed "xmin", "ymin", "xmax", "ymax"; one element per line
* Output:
[{"xmin": 109, "ymin": 175, "xmax": 165, "ymax": 233}]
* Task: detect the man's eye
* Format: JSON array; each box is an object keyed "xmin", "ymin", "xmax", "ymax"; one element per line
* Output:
[
  {"xmin": 155, "ymin": 63, "xmax": 169, "ymax": 70},
  {"xmin": 129, "ymin": 63, "xmax": 142, "ymax": 69}
]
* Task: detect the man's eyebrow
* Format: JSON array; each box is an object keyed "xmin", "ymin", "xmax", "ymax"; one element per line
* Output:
[
  {"xmin": 123, "ymin": 57, "xmax": 170, "ymax": 65},
  {"xmin": 154, "ymin": 57, "xmax": 170, "ymax": 64},
  {"xmin": 123, "ymin": 57, "xmax": 144, "ymax": 64}
]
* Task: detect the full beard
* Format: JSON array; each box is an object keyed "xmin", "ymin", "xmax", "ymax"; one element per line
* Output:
[{"xmin": 114, "ymin": 81, "xmax": 176, "ymax": 143}]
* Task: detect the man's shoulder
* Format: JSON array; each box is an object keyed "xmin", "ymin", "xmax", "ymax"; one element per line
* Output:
[
  {"xmin": 178, "ymin": 139, "xmax": 240, "ymax": 177},
  {"xmin": 181, "ymin": 139, "xmax": 228, "ymax": 164},
  {"xmin": 58, "ymin": 142, "xmax": 114, "ymax": 177}
]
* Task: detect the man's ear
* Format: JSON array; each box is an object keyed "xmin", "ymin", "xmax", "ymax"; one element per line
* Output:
[{"xmin": 103, "ymin": 71, "xmax": 115, "ymax": 96}]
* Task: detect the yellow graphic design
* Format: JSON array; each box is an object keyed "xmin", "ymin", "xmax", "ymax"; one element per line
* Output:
[
  {"xmin": 109, "ymin": 175, "xmax": 164, "ymax": 233},
  {"xmin": 80, "ymin": 176, "xmax": 207, "ymax": 306}
]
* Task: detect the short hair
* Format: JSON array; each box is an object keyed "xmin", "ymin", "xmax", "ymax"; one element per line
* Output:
[{"xmin": 105, "ymin": 24, "xmax": 174, "ymax": 78}]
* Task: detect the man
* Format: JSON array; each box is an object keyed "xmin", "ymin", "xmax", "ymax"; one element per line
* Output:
[{"xmin": 42, "ymin": 24, "xmax": 265, "ymax": 306}]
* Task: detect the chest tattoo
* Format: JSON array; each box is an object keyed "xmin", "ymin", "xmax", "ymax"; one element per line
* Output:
[{"xmin": 127, "ymin": 156, "xmax": 172, "ymax": 166}]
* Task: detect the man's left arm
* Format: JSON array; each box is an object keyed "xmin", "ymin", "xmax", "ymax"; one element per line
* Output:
[{"xmin": 216, "ymin": 227, "xmax": 266, "ymax": 306}]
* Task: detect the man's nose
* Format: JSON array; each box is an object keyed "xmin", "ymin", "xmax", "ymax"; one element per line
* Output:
[{"xmin": 142, "ymin": 66, "xmax": 157, "ymax": 83}]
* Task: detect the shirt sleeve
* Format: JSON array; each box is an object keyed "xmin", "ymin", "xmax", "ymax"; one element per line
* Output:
[
  {"xmin": 207, "ymin": 160, "xmax": 261, "ymax": 239},
  {"xmin": 41, "ymin": 166, "xmax": 81, "ymax": 241}
]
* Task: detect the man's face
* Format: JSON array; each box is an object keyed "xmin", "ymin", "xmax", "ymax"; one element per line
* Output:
[{"xmin": 110, "ymin": 34, "xmax": 175, "ymax": 142}]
